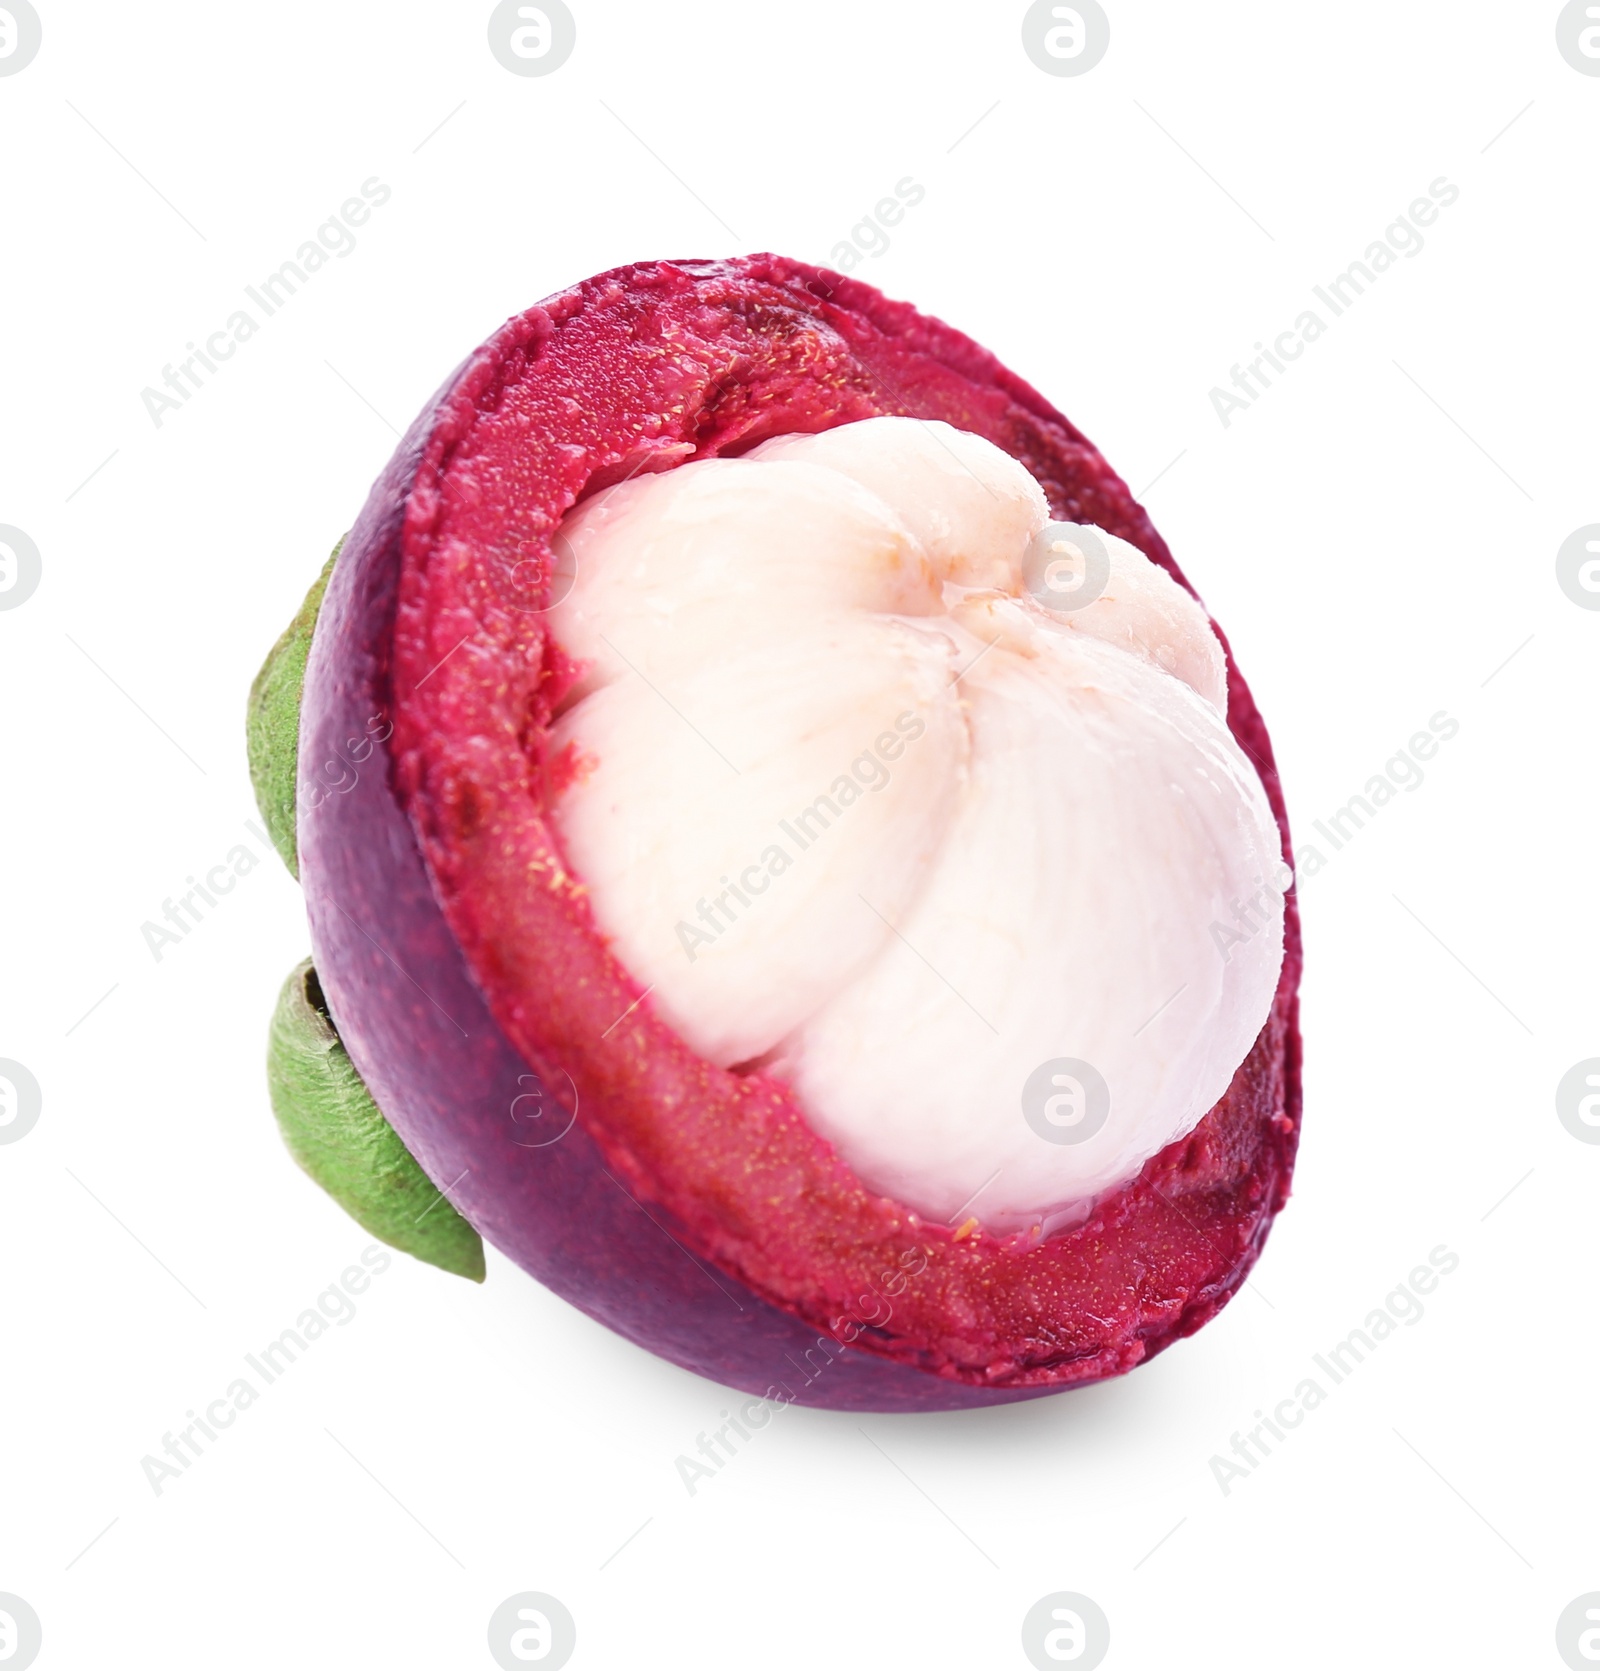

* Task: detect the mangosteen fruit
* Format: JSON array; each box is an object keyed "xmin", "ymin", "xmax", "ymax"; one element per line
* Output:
[{"xmin": 249, "ymin": 255, "xmax": 1301, "ymax": 1412}]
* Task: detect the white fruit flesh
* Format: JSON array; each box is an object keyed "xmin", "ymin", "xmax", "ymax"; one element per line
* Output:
[{"xmin": 548, "ymin": 417, "xmax": 1286, "ymax": 1233}]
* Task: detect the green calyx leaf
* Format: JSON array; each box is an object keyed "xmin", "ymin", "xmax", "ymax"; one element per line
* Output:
[
  {"xmin": 247, "ymin": 542, "xmax": 340, "ymax": 877},
  {"xmin": 268, "ymin": 957, "xmax": 485, "ymax": 1282}
]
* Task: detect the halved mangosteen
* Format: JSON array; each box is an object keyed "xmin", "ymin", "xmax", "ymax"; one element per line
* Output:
[{"xmin": 250, "ymin": 255, "xmax": 1301, "ymax": 1412}]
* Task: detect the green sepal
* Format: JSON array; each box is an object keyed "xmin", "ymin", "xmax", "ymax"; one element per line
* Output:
[
  {"xmin": 247, "ymin": 542, "xmax": 340, "ymax": 877},
  {"xmin": 267, "ymin": 957, "xmax": 485, "ymax": 1282}
]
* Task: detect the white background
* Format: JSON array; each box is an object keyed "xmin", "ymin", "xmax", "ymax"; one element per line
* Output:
[{"xmin": 2, "ymin": 3, "xmax": 1597, "ymax": 1667}]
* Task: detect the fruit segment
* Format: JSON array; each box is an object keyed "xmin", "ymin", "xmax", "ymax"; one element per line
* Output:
[
  {"xmin": 747, "ymin": 415, "xmax": 1049, "ymax": 590},
  {"xmin": 550, "ymin": 612, "xmax": 968, "ymax": 1068},
  {"xmin": 784, "ymin": 625, "xmax": 1283, "ymax": 1231},
  {"xmin": 550, "ymin": 457, "xmax": 943, "ymax": 704}
]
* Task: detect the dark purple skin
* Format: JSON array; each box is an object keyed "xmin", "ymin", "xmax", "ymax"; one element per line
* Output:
[{"xmin": 301, "ymin": 387, "xmax": 1068, "ymax": 1413}]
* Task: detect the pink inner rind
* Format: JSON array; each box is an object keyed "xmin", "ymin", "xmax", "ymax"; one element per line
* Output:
[{"xmin": 300, "ymin": 255, "xmax": 1302, "ymax": 1411}]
